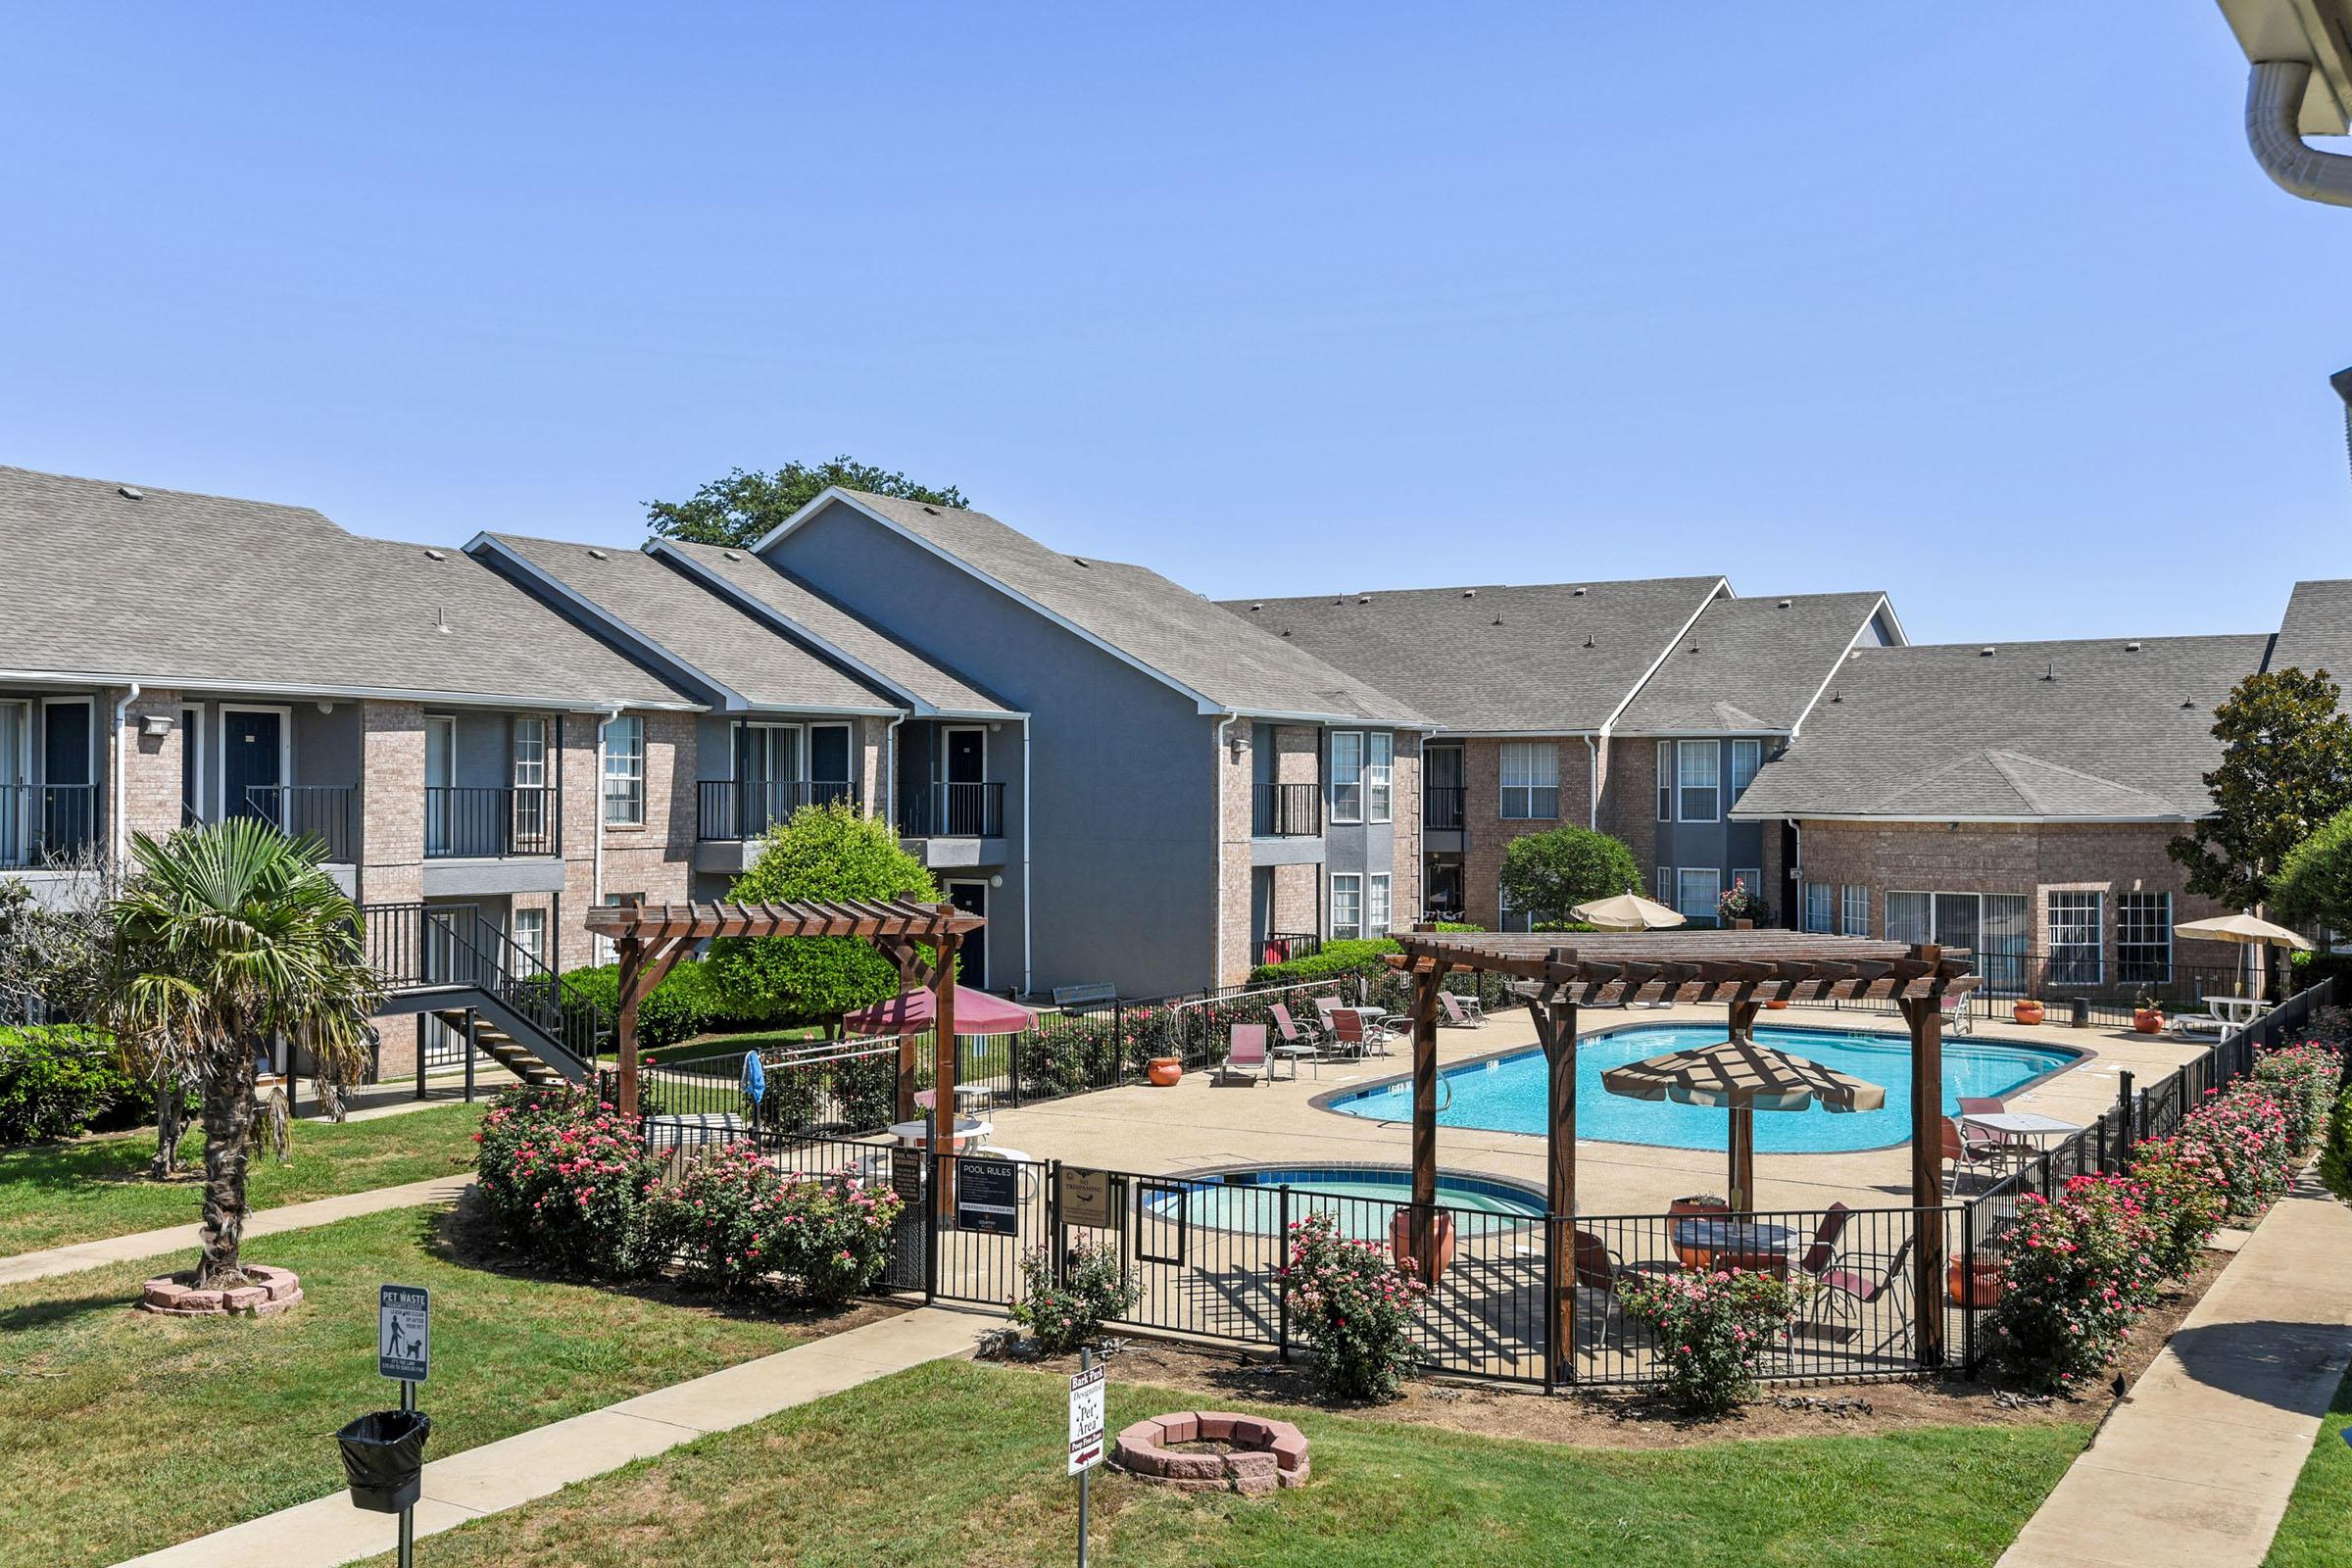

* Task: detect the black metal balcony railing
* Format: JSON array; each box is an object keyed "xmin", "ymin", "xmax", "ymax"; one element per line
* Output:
[
  {"xmin": 1252, "ymin": 781, "xmax": 1321, "ymax": 837},
  {"xmin": 424, "ymin": 786, "xmax": 559, "ymax": 858},
  {"xmin": 906, "ymin": 781, "xmax": 1005, "ymax": 839},
  {"xmin": 696, "ymin": 778, "xmax": 860, "ymax": 841},
  {"xmin": 243, "ymin": 785, "xmax": 359, "ymax": 862},
  {"xmin": 1422, "ymin": 785, "xmax": 1466, "ymax": 831},
  {"xmin": 1260, "ymin": 930, "xmax": 1323, "ymax": 964},
  {"xmin": 0, "ymin": 783, "xmax": 98, "ymax": 868}
]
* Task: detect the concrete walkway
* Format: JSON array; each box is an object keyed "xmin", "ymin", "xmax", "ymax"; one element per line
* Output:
[
  {"xmin": 0, "ymin": 1173, "xmax": 474, "ymax": 1287},
  {"xmin": 1998, "ymin": 1173, "xmax": 2352, "ymax": 1568},
  {"xmin": 114, "ymin": 1304, "xmax": 990, "ymax": 1568}
]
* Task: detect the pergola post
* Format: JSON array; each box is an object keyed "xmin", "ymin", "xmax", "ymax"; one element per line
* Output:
[
  {"xmin": 1899, "ymin": 943, "xmax": 1947, "ymax": 1369},
  {"xmin": 932, "ymin": 929, "xmax": 960, "ymax": 1225},
  {"xmin": 1525, "ymin": 981, "xmax": 1579, "ymax": 1379},
  {"xmin": 1725, "ymin": 999, "xmax": 1761, "ymax": 1212},
  {"xmin": 614, "ymin": 933, "xmax": 644, "ymax": 1121},
  {"xmin": 1407, "ymin": 958, "xmax": 1443, "ymax": 1283}
]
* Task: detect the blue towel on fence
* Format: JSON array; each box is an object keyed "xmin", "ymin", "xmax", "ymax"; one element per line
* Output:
[{"xmin": 741, "ymin": 1052, "xmax": 766, "ymax": 1104}]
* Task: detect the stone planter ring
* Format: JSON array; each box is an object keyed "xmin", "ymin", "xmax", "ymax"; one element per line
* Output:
[{"xmin": 1113, "ymin": 1410, "xmax": 1309, "ymax": 1494}]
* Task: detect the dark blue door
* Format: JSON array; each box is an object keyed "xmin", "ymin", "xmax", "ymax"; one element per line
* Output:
[{"xmin": 222, "ymin": 710, "xmax": 284, "ymax": 825}]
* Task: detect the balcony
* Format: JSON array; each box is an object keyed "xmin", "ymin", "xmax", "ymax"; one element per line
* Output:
[
  {"xmin": 243, "ymin": 785, "xmax": 358, "ymax": 862},
  {"xmin": 697, "ymin": 778, "xmax": 860, "ymax": 841},
  {"xmin": 906, "ymin": 781, "xmax": 1005, "ymax": 840},
  {"xmin": 424, "ymin": 786, "xmax": 559, "ymax": 859},
  {"xmin": 1422, "ymin": 786, "xmax": 1466, "ymax": 831},
  {"xmin": 0, "ymin": 784, "xmax": 97, "ymax": 868},
  {"xmin": 1252, "ymin": 781, "xmax": 1321, "ymax": 837}
]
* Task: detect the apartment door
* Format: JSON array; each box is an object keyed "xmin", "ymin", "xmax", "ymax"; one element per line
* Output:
[
  {"xmin": 424, "ymin": 714, "xmax": 455, "ymax": 856},
  {"xmin": 1250, "ymin": 867, "xmax": 1274, "ymax": 958},
  {"xmin": 945, "ymin": 880, "xmax": 987, "ymax": 991},
  {"xmin": 0, "ymin": 703, "xmax": 26, "ymax": 863},
  {"xmin": 808, "ymin": 722, "xmax": 853, "ymax": 808},
  {"xmin": 221, "ymin": 709, "xmax": 283, "ymax": 828},
  {"xmin": 179, "ymin": 706, "xmax": 203, "ymax": 824},
  {"xmin": 735, "ymin": 723, "xmax": 801, "ymax": 836},
  {"xmin": 943, "ymin": 727, "xmax": 985, "ymax": 835}
]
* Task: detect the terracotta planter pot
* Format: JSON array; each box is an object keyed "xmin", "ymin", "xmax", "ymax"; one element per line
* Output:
[
  {"xmin": 1147, "ymin": 1057, "xmax": 1184, "ymax": 1087},
  {"xmin": 1948, "ymin": 1255, "xmax": 2006, "ymax": 1309},
  {"xmin": 1764, "ymin": 998, "xmax": 1790, "ymax": 1010},
  {"xmin": 2133, "ymin": 1008, "xmax": 2164, "ymax": 1034},
  {"xmin": 2013, "ymin": 1001, "xmax": 2045, "ymax": 1026},
  {"xmin": 1389, "ymin": 1208, "xmax": 1456, "ymax": 1282}
]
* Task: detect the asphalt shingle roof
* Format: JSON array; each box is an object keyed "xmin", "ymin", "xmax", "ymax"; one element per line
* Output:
[
  {"xmin": 0, "ymin": 466, "xmax": 694, "ymax": 708},
  {"xmin": 480, "ymin": 533, "xmax": 904, "ymax": 712},
  {"xmin": 654, "ymin": 539, "xmax": 1017, "ymax": 717},
  {"xmin": 1729, "ymin": 634, "xmax": 2271, "ymax": 821},
  {"xmin": 2267, "ymin": 579, "xmax": 2352, "ymax": 683},
  {"xmin": 1220, "ymin": 577, "xmax": 1726, "ymax": 733},
  {"xmin": 829, "ymin": 491, "xmax": 1427, "ymax": 724},
  {"xmin": 1615, "ymin": 592, "xmax": 1891, "ymax": 735}
]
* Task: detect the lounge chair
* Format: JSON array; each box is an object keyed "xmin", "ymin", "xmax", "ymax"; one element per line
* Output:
[
  {"xmin": 1212, "ymin": 1024, "xmax": 1271, "ymax": 1087},
  {"xmin": 2167, "ymin": 1007, "xmax": 2231, "ymax": 1040},
  {"xmin": 1440, "ymin": 991, "xmax": 1486, "ymax": 1028},
  {"xmin": 1266, "ymin": 1004, "xmax": 1323, "ymax": 1079}
]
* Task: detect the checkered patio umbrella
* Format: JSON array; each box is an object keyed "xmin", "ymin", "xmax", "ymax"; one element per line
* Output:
[{"xmin": 1601, "ymin": 1035, "xmax": 1886, "ymax": 1211}]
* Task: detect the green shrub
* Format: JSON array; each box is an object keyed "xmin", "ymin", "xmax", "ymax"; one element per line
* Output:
[
  {"xmin": 1012, "ymin": 1238, "xmax": 1142, "ymax": 1352},
  {"xmin": 2128, "ymin": 1137, "xmax": 2230, "ymax": 1276},
  {"xmin": 762, "ymin": 1167, "xmax": 904, "ymax": 1307},
  {"xmin": 1249, "ymin": 938, "xmax": 1402, "ymax": 987},
  {"xmin": 1497, "ymin": 827, "xmax": 1642, "ymax": 926},
  {"xmin": 650, "ymin": 1141, "xmax": 781, "ymax": 1296},
  {"xmin": 2321, "ymin": 1084, "xmax": 2352, "ymax": 1202},
  {"xmin": 2177, "ymin": 1083, "xmax": 2295, "ymax": 1217},
  {"xmin": 2253, "ymin": 1042, "xmax": 2345, "ymax": 1155},
  {"xmin": 1616, "ymin": 1265, "xmax": 1798, "ymax": 1415},
  {"xmin": 0, "ymin": 1026, "xmax": 160, "ymax": 1145},
  {"xmin": 1281, "ymin": 1209, "xmax": 1426, "ymax": 1401},
  {"xmin": 556, "ymin": 958, "xmax": 735, "ymax": 1051},
  {"xmin": 474, "ymin": 1087, "xmax": 668, "ymax": 1279},
  {"xmin": 1986, "ymin": 1174, "xmax": 2163, "ymax": 1392}
]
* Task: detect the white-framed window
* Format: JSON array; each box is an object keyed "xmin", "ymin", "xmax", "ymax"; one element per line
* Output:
[
  {"xmin": 1886, "ymin": 891, "xmax": 1932, "ymax": 946},
  {"xmin": 1730, "ymin": 739, "xmax": 1761, "ymax": 802},
  {"xmin": 1366, "ymin": 873, "xmax": 1392, "ymax": 938},
  {"xmin": 1676, "ymin": 740, "xmax": 1720, "ymax": 822},
  {"xmin": 513, "ymin": 906, "xmax": 547, "ymax": 971},
  {"xmin": 1365, "ymin": 733, "xmax": 1394, "ymax": 823},
  {"xmin": 1654, "ymin": 865, "xmax": 1673, "ymax": 906},
  {"xmin": 1331, "ymin": 872, "xmax": 1363, "ymax": 941},
  {"xmin": 512, "ymin": 716, "xmax": 547, "ymax": 788},
  {"xmin": 1677, "ymin": 866, "xmax": 1720, "ymax": 922},
  {"xmin": 1803, "ymin": 882, "xmax": 1834, "ymax": 933},
  {"xmin": 593, "ymin": 892, "xmax": 633, "ymax": 966},
  {"xmin": 2047, "ymin": 890, "xmax": 2104, "ymax": 987},
  {"xmin": 1839, "ymin": 884, "xmax": 1870, "ymax": 937},
  {"xmin": 2118, "ymin": 892, "xmax": 2172, "ymax": 985},
  {"xmin": 1330, "ymin": 732, "xmax": 1365, "ymax": 824},
  {"xmin": 1500, "ymin": 742, "xmax": 1558, "ymax": 820},
  {"xmin": 602, "ymin": 714, "xmax": 645, "ymax": 826},
  {"xmin": 1655, "ymin": 741, "xmax": 1672, "ymax": 821}
]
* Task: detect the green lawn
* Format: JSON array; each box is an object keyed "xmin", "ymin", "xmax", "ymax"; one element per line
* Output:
[
  {"xmin": 0, "ymin": 1202, "xmax": 810, "ymax": 1568},
  {"xmin": 2265, "ymin": 1365, "xmax": 2352, "ymax": 1566},
  {"xmin": 0, "ymin": 1102, "xmax": 487, "ymax": 1258},
  {"xmin": 368, "ymin": 1361, "xmax": 2091, "ymax": 1568},
  {"xmin": 602, "ymin": 1025, "xmax": 825, "ymax": 1070}
]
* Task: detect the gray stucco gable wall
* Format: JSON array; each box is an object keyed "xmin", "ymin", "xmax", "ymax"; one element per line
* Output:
[{"xmin": 760, "ymin": 498, "xmax": 1223, "ymax": 999}]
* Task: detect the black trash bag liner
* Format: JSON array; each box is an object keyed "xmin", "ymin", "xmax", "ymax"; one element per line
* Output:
[{"xmin": 336, "ymin": 1408, "xmax": 432, "ymax": 1514}]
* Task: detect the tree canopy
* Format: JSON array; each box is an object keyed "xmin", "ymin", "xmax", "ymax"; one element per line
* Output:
[
  {"xmin": 2271, "ymin": 806, "xmax": 2352, "ymax": 935},
  {"xmin": 2169, "ymin": 668, "xmax": 2352, "ymax": 911},
  {"xmin": 646, "ymin": 458, "xmax": 969, "ymax": 549},
  {"xmin": 707, "ymin": 801, "xmax": 941, "ymax": 1028},
  {"xmin": 1496, "ymin": 827, "xmax": 1642, "ymax": 927}
]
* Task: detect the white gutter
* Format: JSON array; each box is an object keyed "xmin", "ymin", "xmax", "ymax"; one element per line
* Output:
[
  {"xmin": 2246, "ymin": 60, "xmax": 2352, "ymax": 207},
  {"xmin": 0, "ymin": 667, "xmax": 702, "ymax": 714},
  {"xmin": 1020, "ymin": 713, "xmax": 1033, "ymax": 997},
  {"xmin": 1214, "ymin": 712, "xmax": 1240, "ymax": 984},
  {"xmin": 112, "ymin": 681, "xmax": 140, "ymax": 866},
  {"xmin": 1590, "ymin": 577, "xmax": 1730, "ymax": 833},
  {"xmin": 1584, "ymin": 735, "xmax": 1601, "ymax": 832},
  {"xmin": 883, "ymin": 713, "xmax": 906, "ymax": 834},
  {"xmin": 593, "ymin": 704, "xmax": 623, "ymax": 918}
]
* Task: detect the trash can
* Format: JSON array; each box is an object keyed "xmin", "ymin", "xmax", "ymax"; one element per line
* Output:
[
  {"xmin": 2068, "ymin": 998, "xmax": 2090, "ymax": 1029},
  {"xmin": 336, "ymin": 1409, "xmax": 432, "ymax": 1514}
]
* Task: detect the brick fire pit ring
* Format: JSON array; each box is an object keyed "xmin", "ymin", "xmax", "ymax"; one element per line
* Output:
[
  {"xmin": 139, "ymin": 1265, "xmax": 304, "ymax": 1318},
  {"xmin": 1113, "ymin": 1411, "xmax": 1309, "ymax": 1494}
]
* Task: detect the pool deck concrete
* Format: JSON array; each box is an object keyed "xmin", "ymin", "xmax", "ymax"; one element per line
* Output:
[{"xmin": 979, "ymin": 1002, "xmax": 2214, "ymax": 1214}]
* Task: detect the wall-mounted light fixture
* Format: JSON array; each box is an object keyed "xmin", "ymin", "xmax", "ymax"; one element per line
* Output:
[{"xmin": 140, "ymin": 714, "xmax": 173, "ymax": 738}]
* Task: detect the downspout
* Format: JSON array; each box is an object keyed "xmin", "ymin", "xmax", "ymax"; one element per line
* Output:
[
  {"xmin": 1020, "ymin": 714, "xmax": 1033, "ymax": 997},
  {"xmin": 1214, "ymin": 713, "xmax": 1240, "ymax": 986},
  {"xmin": 2246, "ymin": 60, "xmax": 2352, "ymax": 207},
  {"xmin": 1584, "ymin": 734, "xmax": 1601, "ymax": 831},
  {"xmin": 593, "ymin": 704, "xmax": 622, "ymax": 922},
  {"xmin": 884, "ymin": 713, "xmax": 906, "ymax": 833},
  {"xmin": 112, "ymin": 682, "xmax": 141, "ymax": 869},
  {"xmin": 1787, "ymin": 818, "xmax": 1801, "ymax": 930}
]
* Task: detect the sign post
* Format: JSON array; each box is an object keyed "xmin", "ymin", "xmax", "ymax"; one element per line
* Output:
[
  {"xmin": 1068, "ymin": 1348, "xmax": 1106, "ymax": 1567},
  {"xmin": 378, "ymin": 1284, "xmax": 430, "ymax": 1568}
]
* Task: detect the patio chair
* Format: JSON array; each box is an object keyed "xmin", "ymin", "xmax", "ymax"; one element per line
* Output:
[
  {"xmin": 1940, "ymin": 1116, "xmax": 2006, "ymax": 1193},
  {"xmin": 1266, "ymin": 1004, "xmax": 1323, "ymax": 1079},
  {"xmin": 2166, "ymin": 1007, "xmax": 2230, "ymax": 1041},
  {"xmin": 1957, "ymin": 1097, "xmax": 2030, "ymax": 1162},
  {"xmin": 1792, "ymin": 1201, "xmax": 1855, "ymax": 1282},
  {"xmin": 1809, "ymin": 1236, "xmax": 1914, "ymax": 1334},
  {"xmin": 1327, "ymin": 1010, "xmax": 1375, "ymax": 1062},
  {"xmin": 1212, "ymin": 1024, "xmax": 1271, "ymax": 1087},
  {"xmin": 1439, "ymin": 991, "xmax": 1486, "ymax": 1028}
]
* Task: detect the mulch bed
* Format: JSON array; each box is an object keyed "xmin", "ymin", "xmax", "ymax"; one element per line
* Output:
[{"xmin": 1003, "ymin": 1245, "xmax": 2234, "ymax": 1450}]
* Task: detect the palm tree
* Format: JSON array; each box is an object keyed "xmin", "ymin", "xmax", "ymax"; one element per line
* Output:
[{"xmin": 104, "ymin": 817, "xmax": 382, "ymax": 1288}]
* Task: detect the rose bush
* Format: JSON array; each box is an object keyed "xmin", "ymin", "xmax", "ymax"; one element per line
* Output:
[
  {"xmin": 2252, "ymin": 1043, "xmax": 2344, "ymax": 1156},
  {"xmin": 2175, "ymin": 1084, "xmax": 2294, "ymax": 1217},
  {"xmin": 1010, "ymin": 1238, "xmax": 1141, "ymax": 1352},
  {"xmin": 2124, "ymin": 1135, "xmax": 2228, "ymax": 1277},
  {"xmin": 650, "ymin": 1141, "xmax": 783, "ymax": 1296},
  {"xmin": 1279, "ymin": 1210, "xmax": 1426, "ymax": 1402},
  {"xmin": 474, "ymin": 1087, "xmax": 668, "ymax": 1280},
  {"xmin": 1615, "ymin": 1267, "xmax": 1796, "ymax": 1414},
  {"xmin": 1986, "ymin": 1175, "xmax": 2163, "ymax": 1392},
  {"xmin": 764, "ymin": 1169, "xmax": 904, "ymax": 1307}
]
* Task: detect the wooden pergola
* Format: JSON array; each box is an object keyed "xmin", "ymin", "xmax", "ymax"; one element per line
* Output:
[
  {"xmin": 1384, "ymin": 928, "xmax": 1981, "ymax": 1373},
  {"xmin": 583, "ymin": 897, "xmax": 986, "ymax": 1219}
]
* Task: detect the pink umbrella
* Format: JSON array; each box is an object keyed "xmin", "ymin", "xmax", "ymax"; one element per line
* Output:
[{"xmin": 841, "ymin": 984, "xmax": 1036, "ymax": 1037}]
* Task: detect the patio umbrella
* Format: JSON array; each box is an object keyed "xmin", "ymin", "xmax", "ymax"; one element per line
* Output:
[
  {"xmin": 2173, "ymin": 912, "xmax": 2314, "ymax": 998},
  {"xmin": 1600, "ymin": 1035, "xmax": 1886, "ymax": 1212},
  {"xmin": 1569, "ymin": 891, "xmax": 1686, "ymax": 931},
  {"xmin": 839, "ymin": 984, "xmax": 1037, "ymax": 1037}
]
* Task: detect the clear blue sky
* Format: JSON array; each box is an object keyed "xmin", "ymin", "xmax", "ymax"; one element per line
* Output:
[{"xmin": 3, "ymin": 3, "xmax": 2344, "ymax": 645}]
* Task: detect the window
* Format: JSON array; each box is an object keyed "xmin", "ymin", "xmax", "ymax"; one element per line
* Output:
[
  {"xmin": 1677, "ymin": 867, "xmax": 1721, "ymax": 922},
  {"xmin": 1498, "ymin": 876, "xmax": 1527, "ymax": 933},
  {"xmin": 1331, "ymin": 873, "xmax": 1363, "ymax": 941},
  {"xmin": 1655, "ymin": 866, "xmax": 1673, "ymax": 906},
  {"xmin": 1886, "ymin": 891, "xmax": 1932, "ymax": 946},
  {"xmin": 1803, "ymin": 882, "xmax": 1834, "ymax": 933},
  {"xmin": 593, "ymin": 892, "xmax": 634, "ymax": 965},
  {"xmin": 602, "ymin": 714, "xmax": 644, "ymax": 826},
  {"xmin": 1500, "ymin": 742, "xmax": 1558, "ymax": 820},
  {"xmin": 2118, "ymin": 892, "xmax": 2172, "ymax": 985},
  {"xmin": 512, "ymin": 716, "xmax": 547, "ymax": 788},
  {"xmin": 1655, "ymin": 741, "xmax": 1672, "ymax": 821},
  {"xmin": 1676, "ymin": 740, "xmax": 1720, "ymax": 822},
  {"xmin": 513, "ymin": 906, "xmax": 547, "ymax": 972},
  {"xmin": 1839, "ymin": 884, "xmax": 1870, "ymax": 937},
  {"xmin": 2047, "ymin": 891, "xmax": 2104, "ymax": 986},
  {"xmin": 1367, "ymin": 873, "xmax": 1392, "ymax": 938},
  {"xmin": 1730, "ymin": 739, "xmax": 1761, "ymax": 802},
  {"xmin": 1330, "ymin": 732, "xmax": 1364, "ymax": 824},
  {"xmin": 1984, "ymin": 894, "xmax": 2032, "ymax": 995},
  {"xmin": 1366, "ymin": 733, "xmax": 1394, "ymax": 822}
]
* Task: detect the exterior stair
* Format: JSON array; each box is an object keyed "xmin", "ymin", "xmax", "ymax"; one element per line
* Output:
[
  {"xmin": 362, "ymin": 902, "xmax": 610, "ymax": 1090},
  {"xmin": 431, "ymin": 1009, "xmax": 569, "ymax": 1088}
]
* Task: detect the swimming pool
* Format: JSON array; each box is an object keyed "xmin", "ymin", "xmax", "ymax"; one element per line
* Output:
[
  {"xmin": 1322, "ymin": 1023, "xmax": 2080, "ymax": 1154},
  {"xmin": 1145, "ymin": 1165, "xmax": 1544, "ymax": 1240}
]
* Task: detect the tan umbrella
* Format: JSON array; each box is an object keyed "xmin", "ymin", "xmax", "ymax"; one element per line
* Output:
[
  {"xmin": 1601, "ymin": 1035, "xmax": 1886, "ymax": 1211},
  {"xmin": 1569, "ymin": 891, "xmax": 1686, "ymax": 931},
  {"xmin": 2174, "ymin": 912, "xmax": 2313, "ymax": 998}
]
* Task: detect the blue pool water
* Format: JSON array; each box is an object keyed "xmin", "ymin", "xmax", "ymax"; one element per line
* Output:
[
  {"xmin": 1148, "ymin": 1166, "xmax": 1544, "ymax": 1240},
  {"xmin": 1324, "ymin": 1024, "xmax": 2079, "ymax": 1154}
]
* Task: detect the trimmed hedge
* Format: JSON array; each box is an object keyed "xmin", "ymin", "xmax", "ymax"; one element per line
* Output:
[
  {"xmin": 0, "ymin": 1026, "xmax": 171, "ymax": 1146},
  {"xmin": 556, "ymin": 958, "xmax": 748, "ymax": 1051}
]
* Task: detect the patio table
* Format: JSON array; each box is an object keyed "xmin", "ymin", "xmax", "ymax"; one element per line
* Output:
[
  {"xmin": 1958, "ymin": 1110, "xmax": 2082, "ymax": 1141},
  {"xmin": 889, "ymin": 1115, "xmax": 992, "ymax": 1150},
  {"xmin": 1670, "ymin": 1217, "xmax": 1799, "ymax": 1277}
]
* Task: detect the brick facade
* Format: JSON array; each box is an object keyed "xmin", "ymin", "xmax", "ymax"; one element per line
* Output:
[
  {"xmin": 1596, "ymin": 735, "xmax": 1655, "ymax": 875},
  {"xmin": 1390, "ymin": 731, "xmax": 1422, "ymax": 923},
  {"xmin": 1458, "ymin": 737, "xmax": 1595, "ymax": 928},
  {"xmin": 114, "ymin": 687, "xmax": 186, "ymax": 846},
  {"xmin": 1215, "ymin": 720, "xmax": 1254, "ymax": 985}
]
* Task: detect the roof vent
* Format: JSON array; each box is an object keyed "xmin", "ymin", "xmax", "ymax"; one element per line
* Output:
[
  {"xmin": 921, "ymin": 504, "xmax": 940, "ymax": 514},
  {"xmin": 1070, "ymin": 558, "xmax": 1091, "ymax": 569},
  {"xmin": 1572, "ymin": 586, "xmax": 1587, "ymax": 597},
  {"xmin": 722, "ymin": 550, "xmax": 741, "ymax": 562},
  {"xmin": 1980, "ymin": 646, "xmax": 1996, "ymax": 657},
  {"xmin": 1831, "ymin": 688, "xmax": 1842, "ymax": 703},
  {"xmin": 2042, "ymin": 662, "xmax": 2057, "ymax": 682},
  {"xmin": 422, "ymin": 548, "xmax": 446, "ymax": 561},
  {"xmin": 1356, "ymin": 595, "xmax": 1371, "ymax": 606},
  {"xmin": 1492, "ymin": 615, "xmax": 1503, "ymax": 626},
  {"xmin": 1776, "ymin": 598, "xmax": 1792, "ymax": 609},
  {"xmin": 587, "ymin": 548, "xmax": 610, "ymax": 561},
  {"xmin": 117, "ymin": 485, "xmax": 143, "ymax": 501},
  {"xmin": 1583, "ymin": 633, "xmax": 1595, "ymax": 648},
  {"xmin": 2125, "ymin": 640, "xmax": 2142, "ymax": 653},
  {"xmin": 1462, "ymin": 589, "xmax": 1476, "ymax": 599},
  {"xmin": 2183, "ymin": 699, "xmax": 2196, "ymax": 709},
  {"xmin": 434, "ymin": 607, "xmax": 453, "ymax": 635},
  {"xmin": 1247, "ymin": 602, "xmax": 1262, "ymax": 612}
]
